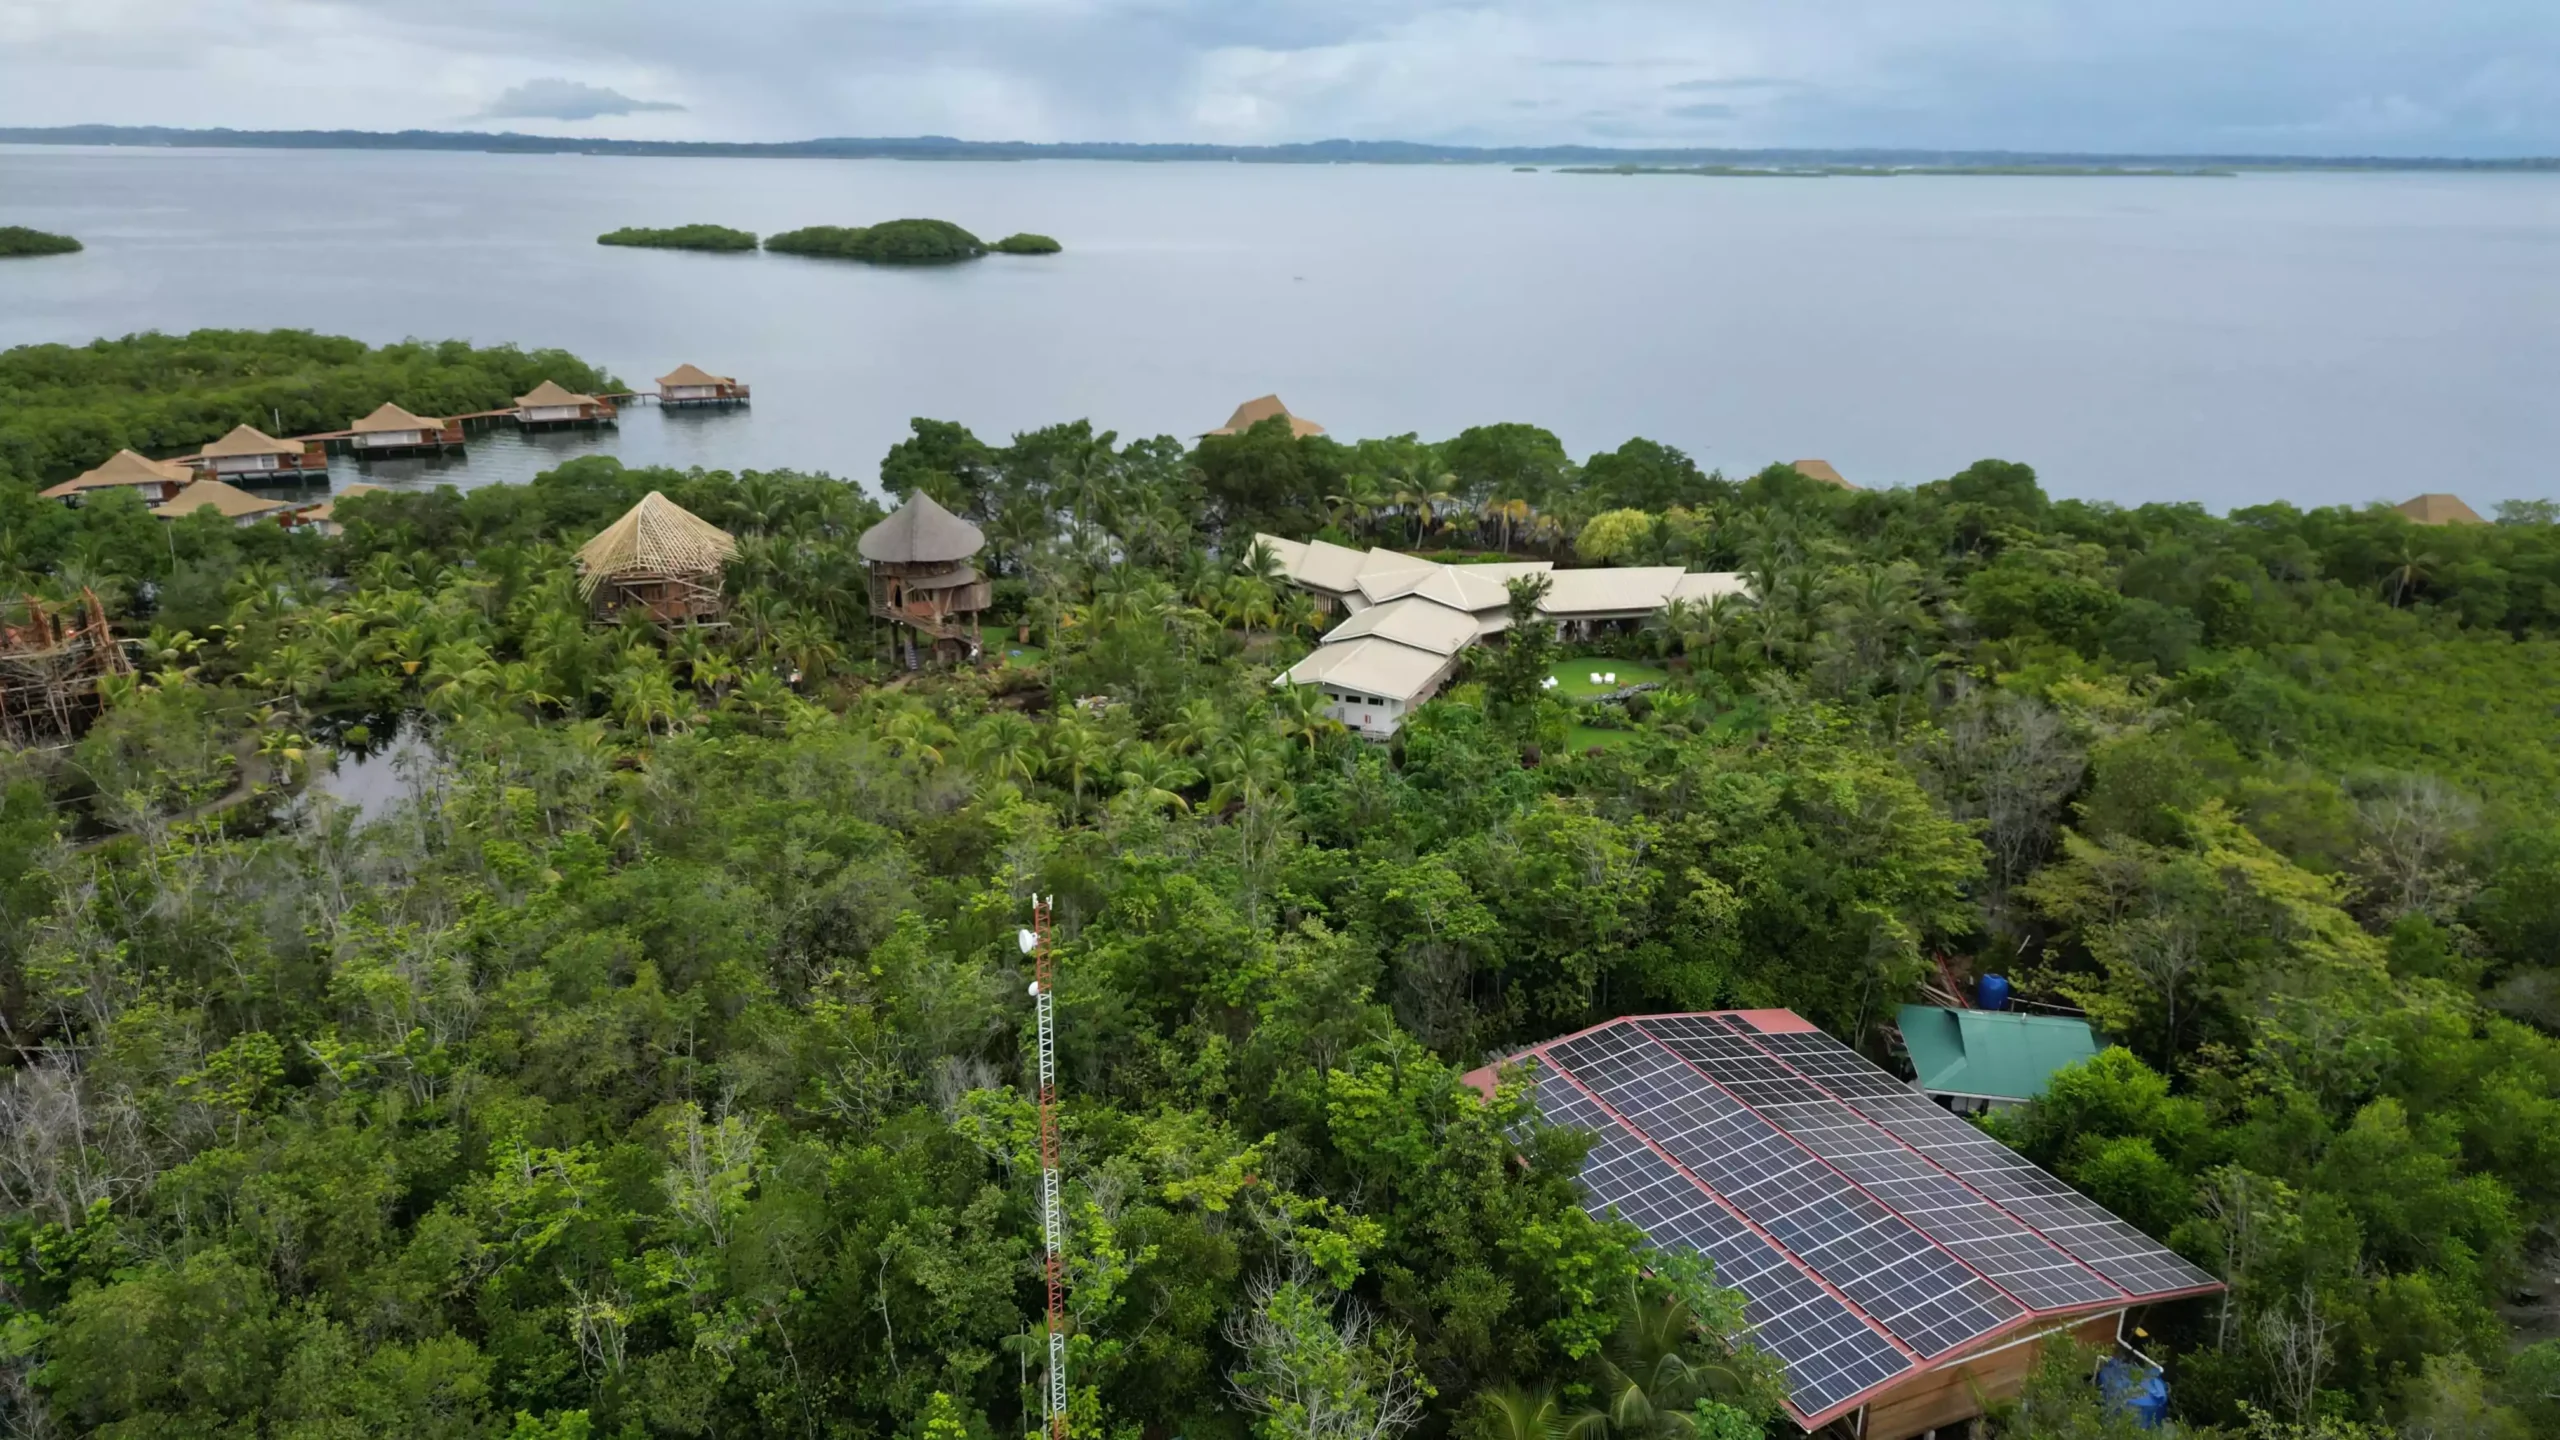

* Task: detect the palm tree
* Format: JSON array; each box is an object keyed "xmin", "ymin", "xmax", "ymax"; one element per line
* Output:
[
  {"xmin": 1045, "ymin": 717, "xmax": 1118, "ymax": 810},
  {"xmin": 1162, "ymin": 698, "xmax": 1224, "ymax": 756},
  {"xmin": 878, "ymin": 706, "xmax": 957, "ymax": 764},
  {"xmin": 2383, "ymin": 538, "xmax": 2441, "ymax": 607},
  {"xmin": 1482, "ymin": 496, "xmax": 1535, "ymax": 554},
  {"xmin": 1271, "ymin": 682, "xmax": 1345, "ymax": 752},
  {"xmin": 1477, "ymin": 1388, "xmax": 1584, "ymax": 1440},
  {"xmin": 962, "ymin": 712, "xmax": 1041, "ymax": 786},
  {"xmin": 1576, "ymin": 1284, "xmax": 1770, "ymax": 1440},
  {"xmin": 607, "ymin": 661, "xmax": 685, "ymax": 734},
  {"xmin": 1114, "ymin": 742, "xmax": 1198, "ymax": 812}
]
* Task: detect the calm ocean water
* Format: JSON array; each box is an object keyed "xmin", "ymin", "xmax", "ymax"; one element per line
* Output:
[{"xmin": 2, "ymin": 144, "xmax": 2554, "ymax": 510}]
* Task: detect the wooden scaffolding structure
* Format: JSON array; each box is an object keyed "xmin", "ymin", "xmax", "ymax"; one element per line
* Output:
[
  {"xmin": 574, "ymin": 492, "xmax": 740, "ymax": 628},
  {"xmin": 1, "ymin": 591, "xmax": 131, "ymax": 747}
]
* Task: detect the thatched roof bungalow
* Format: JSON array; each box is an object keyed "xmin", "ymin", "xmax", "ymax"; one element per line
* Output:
[
  {"xmin": 860, "ymin": 493, "xmax": 991, "ymax": 664},
  {"xmin": 40, "ymin": 449, "xmax": 196, "ymax": 505},
  {"xmin": 190, "ymin": 423, "xmax": 327, "ymax": 479},
  {"xmin": 657, "ymin": 364, "xmax": 749, "ymax": 406},
  {"xmin": 1206, "ymin": 395, "xmax": 1325, "ymax": 439},
  {"xmin": 350, "ymin": 402, "xmax": 461, "ymax": 453},
  {"xmin": 516, "ymin": 380, "xmax": 616, "ymax": 426},
  {"xmin": 152, "ymin": 478, "xmax": 297, "ymax": 526},
  {"xmin": 2395, "ymin": 493, "xmax": 2486, "ymax": 526}
]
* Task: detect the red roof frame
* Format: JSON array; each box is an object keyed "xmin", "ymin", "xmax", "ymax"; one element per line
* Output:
[{"xmin": 1465, "ymin": 1010, "xmax": 2224, "ymax": 1430}]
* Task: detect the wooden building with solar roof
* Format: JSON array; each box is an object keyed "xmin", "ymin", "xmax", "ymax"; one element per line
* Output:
[{"xmin": 1466, "ymin": 1011, "xmax": 2220, "ymax": 1440}]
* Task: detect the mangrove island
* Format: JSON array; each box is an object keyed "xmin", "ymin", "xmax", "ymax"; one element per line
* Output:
[
  {"xmin": 0, "ymin": 225, "xmax": 82, "ymax": 257},
  {"xmin": 596, "ymin": 224, "xmax": 760, "ymax": 252}
]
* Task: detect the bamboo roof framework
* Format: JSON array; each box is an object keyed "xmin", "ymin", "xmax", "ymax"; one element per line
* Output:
[
  {"xmin": 0, "ymin": 589, "xmax": 132, "ymax": 746},
  {"xmin": 574, "ymin": 492, "xmax": 739, "ymax": 597}
]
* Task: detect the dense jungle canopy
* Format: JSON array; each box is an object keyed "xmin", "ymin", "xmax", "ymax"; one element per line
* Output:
[{"xmin": 3, "ymin": 336, "xmax": 2560, "ymax": 1440}]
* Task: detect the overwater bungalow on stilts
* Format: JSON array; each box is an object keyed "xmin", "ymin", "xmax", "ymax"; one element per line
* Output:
[
  {"xmin": 39, "ymin": 449, "xmax": 196, "ymax": 506},
  {"xmin": 859, "ymin": 493, "xmax": 991, "ymax": 668},
  {"xmin": 657, "ymin": 364, "xmax": 750, "ymax": 407},
  {"xmin": 515, "ymin": 380, "xmax": 618, "ymax": 428},
  {"xmin": 348, "ymin": 402, "xmax": 465, "ymax": 456},
  {"xmin": 182, "ymin": 424, "xmax": 328, "ymax": 482},
  {"xmin": 153, "ymin": 479, "xmax": 299, "ymax": 527},
  {"xmin": 574, "ymin": 492, "xmax": 739, "ymax": 628}
]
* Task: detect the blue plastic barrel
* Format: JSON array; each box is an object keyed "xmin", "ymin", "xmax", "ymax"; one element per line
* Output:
[
  {"xmin": 2097, "ymin": 1357, "xmax": 2170, "ymax": 1430},
  {"xmin": 1977, "ymin": 974, "xmax": 2011, "ymax": 1011}
]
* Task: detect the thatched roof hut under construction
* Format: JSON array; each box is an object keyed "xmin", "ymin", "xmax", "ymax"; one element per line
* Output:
[
  {"xmin": 2396, "ymin": 493, "xmax": 2486, "ymax": 526},
  {"xmin": 574, "ymin": 492, "xmax": 739, "ymax": 625}
]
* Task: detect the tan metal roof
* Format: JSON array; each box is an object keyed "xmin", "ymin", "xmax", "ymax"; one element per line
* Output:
[
  {"xmin": 1207, "ymin": 394, "xmax": 1326, "ymax": 438},
  {"xmin": 574, "ymin": 492, "xmax": 739, "ymax": 594},
  {"xmin": 199, "ymin": 424, "xmax": 306, "ymax": 459},
  {"xmin": 860, "ymin": 492, "xmax": 986, "ymax": 565},
  {"xmin": 2395, "ymin": 493, "xmax": 2486, "ymax": 526},
  {"xmin": 1536, "ymin": 566, "xmax": 1690, "ymax": 617},
  {"xmin": 1250, "ymin": 534, "xmax": 1310, "ymax": 576},
  {"xmin": 658, "ymin": 363, "xmax": 733, "ymax": 388},
  {"xmin": 1280, "ymin": 636, "xmax": 1450, "ymax": 702},
  {"xmin": 1321, "ymin": 596, "xmax": 1482, "ymax": 657},
  {"xmin": 153, "ymin": 478, "xmax": 291, "ymax": 521},
  {"xmin": 1791, "ymin": 458, "xmax": 1857, "ymax": 489},
  {"xmin": 351, "ymin": 401, "xmax": 442, "ymax": 433},
  {"xmin": 1670, "ymin": 572, "xmax": 1752, "ymax": 603},
  {"xmin": 517, "ymin": 380, "xmax": 600, "ymax": 408},
  {"xmin": 40, "ymin": 448, "xmax": 195, "ymax": 497},
  {"xmin": 296, "ymin": 483, "xmax": 386, "ymax": 524}
]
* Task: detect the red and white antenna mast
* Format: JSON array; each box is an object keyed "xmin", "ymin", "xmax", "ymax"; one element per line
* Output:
[{"xmin": 1020, "ymin": 898, "xmax": 1067, "ymax": 1440}]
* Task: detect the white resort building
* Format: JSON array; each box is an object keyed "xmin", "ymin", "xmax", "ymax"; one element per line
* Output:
[{"xmin": 1255, "ymin": 534, "xmax": 1747, "ymax": 738}]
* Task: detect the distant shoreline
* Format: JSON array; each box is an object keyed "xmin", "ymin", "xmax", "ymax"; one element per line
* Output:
[{"xmin": 1, "ymin": 124, "xmax": 2552, "ymax": 172}]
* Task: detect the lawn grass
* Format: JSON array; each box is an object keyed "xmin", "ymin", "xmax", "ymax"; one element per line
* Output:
[
  {"xmin": 1564, "ymin": 725, "xmax": 1638, "ymax": 752},
  {"xmin": 1544, "ymin": 659, "xmax": 1670, "ymax": 699},
  {"xmin": 998, "ymin": 643, "xmax": 1048, "ymax": 668}
]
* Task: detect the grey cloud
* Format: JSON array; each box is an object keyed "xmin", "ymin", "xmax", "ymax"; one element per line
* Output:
[
  {"xmin": 1666, "ymin": 103, "xmax": 1737, "ymax": 121},
  {"xmin": 480, "ymin": 78, "xmax": 686, "ymax": 120},
  {"xmin": 5, "ymin": 0, "xmax": 2557, "ymax": 155}
]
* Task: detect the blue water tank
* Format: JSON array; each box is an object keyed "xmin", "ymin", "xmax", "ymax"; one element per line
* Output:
[
  {"xmin": 2098, "ymin": 1357, "xmax": 2170, "ymax": 1430},
  {"xmin": 1977, "ymin": 974, "xmax": 2011, "ymax": 1011}
]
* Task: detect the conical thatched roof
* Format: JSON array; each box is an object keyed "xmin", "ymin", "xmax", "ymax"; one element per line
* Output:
[
  {"xmin": 574, "ymin": 492, "xmax": 739, "ymax": 595},
  {"xmin": 352, "ymin": 401, "xmax": 442, "ymax": 433},
  {"xmin": 859, "ymin": 492, "xmax": 985, "ymax": 565},
  {"xmin": 659, "ymin": 363, "xmax": 731, "ymax": 387},
  {"xmin": 517, "ymin": 380, "xmax": 599, "ymax": 408},
  {"xmin": 2396, "ymin": 493, "xmax": 2486, "ymax": 526},
  {"xmin": 201, "ymin": 424, "xmax": 305, "ymax": 459},
  {"xmin": 153, "ymin": 478, "xmax": 291, "ymax": 521},
  {"xmin": 1789, "ymin": 458, "xmax": 1857, "ymax": 490},
  {"xmin": 40, "ymin": 448, "xmax": 194, "ymax": 497},
  {"xmin": 1207, "ymin": 394, "xmax": 1325, "ymax": 438}
]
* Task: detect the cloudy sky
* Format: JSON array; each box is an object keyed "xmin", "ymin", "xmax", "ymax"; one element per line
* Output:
[{"xmin": 2, "ymin": 0, "xmax": 2553, "ymax": 155}]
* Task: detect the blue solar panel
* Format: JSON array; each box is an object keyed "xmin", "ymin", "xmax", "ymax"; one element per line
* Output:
[
  {"xmin": 1748, "ymin": 1028, "xmax": 2220, "ymax": 1298},
  {"xmin": 1637, "ymin": 1016, "xmax": 2125, "ymax": 1312},
  {"xmin": 1546, "ymin": 1024, "xmax": 2023, "ymax": 1358},
  {"xmin": 1534, "ymin": 1074, "xmax": 1912, "ymax": 1416}
]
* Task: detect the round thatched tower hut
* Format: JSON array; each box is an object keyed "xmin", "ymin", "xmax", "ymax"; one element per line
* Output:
[
  {"xmin": 575, "ymin": 491, "xmax": 740, "ymax": 627},
  {"xmin": 860, "ymin": 492, "xmax": 990, "ymax": 667}
]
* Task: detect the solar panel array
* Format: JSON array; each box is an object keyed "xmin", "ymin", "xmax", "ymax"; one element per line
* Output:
[
  {"xmin": 1536, "ymin": 1074, "xmax": 1910, "ymax": 1414},
  {"xmin": 1523, "ymin": 1012, "xmax": 2219, "ymax": 1423}
]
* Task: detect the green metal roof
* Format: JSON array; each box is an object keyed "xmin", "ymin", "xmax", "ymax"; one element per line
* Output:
[{"xmin": 1896, "ymin": 1005, "xmax": 2101, "ymax": 1102}]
